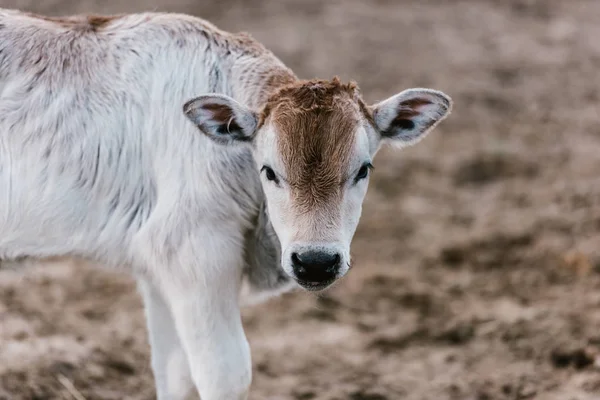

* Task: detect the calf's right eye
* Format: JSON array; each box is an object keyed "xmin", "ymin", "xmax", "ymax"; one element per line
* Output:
[{"xmin": 261, "ymin": 166, "xmax": 279, "ymax": 184}]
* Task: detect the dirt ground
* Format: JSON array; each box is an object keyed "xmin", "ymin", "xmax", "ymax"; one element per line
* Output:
[{"xmin": 1, "ymin": 0, "xmax": 600, "ymax": 399}]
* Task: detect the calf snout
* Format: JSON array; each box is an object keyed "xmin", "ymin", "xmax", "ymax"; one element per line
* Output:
[{"xmin": 291, "ymin": 250, "xmax": 340, "ymax": 288}]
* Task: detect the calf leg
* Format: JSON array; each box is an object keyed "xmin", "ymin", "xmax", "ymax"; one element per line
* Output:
[
  {"xmin": 139, "ymin": 278, "xmax": 194, "ymax": 400},
  {"xmin": 157, "ymin": 235, "xmax": 251, "ymax": 400}
]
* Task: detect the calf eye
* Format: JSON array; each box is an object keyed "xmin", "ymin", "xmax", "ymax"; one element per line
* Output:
[
  {"xmin": 354, "ymin": 163, "xmax": 373, "ymax": 183},
  {"xmin": 261, "ymin": 166, "xmax": 279, "ymax": 184}
]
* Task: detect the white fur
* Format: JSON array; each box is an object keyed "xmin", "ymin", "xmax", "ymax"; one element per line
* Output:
[
  {"xmin": 0, "ymin": 8, "xmax": 452, "ymax": 399},
  {"xmin": 0, "ymin": 9, "xmax": 267, "ymax": 399}
]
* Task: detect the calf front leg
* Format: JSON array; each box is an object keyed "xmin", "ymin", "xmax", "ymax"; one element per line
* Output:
[
  {"xmin": 138, "ymin": 278, "xmax": 194, "ymax": 400},
  {"xmin": 157, "ymin": 238, "xmax": 252, "ymax": 400}
]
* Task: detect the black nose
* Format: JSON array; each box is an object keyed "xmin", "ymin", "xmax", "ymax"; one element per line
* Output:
[{"xmin": 291, "ymin": 251, "xmax": 340, "ymax": 283}]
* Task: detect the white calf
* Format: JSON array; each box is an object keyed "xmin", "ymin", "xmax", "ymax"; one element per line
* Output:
[{"xmin": 0, "ymin": 9, "xmax": 452, "ymax": 399}]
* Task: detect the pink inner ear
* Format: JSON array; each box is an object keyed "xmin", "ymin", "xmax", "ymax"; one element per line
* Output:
[
  {"xmin": 202, "ymin": 103, "xmax": 235, "ymax": 123},
  {"xmin": 397, "ymin": 98, "xmax": 433, "ymax": 117},
  {"xmin": 392, "ymin": 98, "xmax": 436, "ymax": 131},
  {"xmin": 400, "ymin": 98, "xmax": 434, "ymax": 111},
  {"xmin": 395, "ymin": 107, "xmax": 421, "ymax": 119},
  {"xmin": 200, "ymin": 103, "xmax": 244, "ymax": 135}
]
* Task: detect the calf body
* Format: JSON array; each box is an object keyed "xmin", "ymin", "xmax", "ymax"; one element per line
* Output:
[{"xmin": 0, "ymin": 8, "xmax": 452, "ymax": 399}]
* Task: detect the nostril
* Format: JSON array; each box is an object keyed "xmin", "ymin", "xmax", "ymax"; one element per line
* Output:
[
  {"xmin": 332, "ymin": 253, "xmax": 341, "ymax": 265},
  {"xmin": 291, "ymin": 253, "xmax": 306, "ymax": 274},
  {"xmin": 326, "ymin": 254, "xmax": 341, "ymax": 272},
  {"xmin": 291, "ymin": 252, "xmax": 301, "ymax": 265}
]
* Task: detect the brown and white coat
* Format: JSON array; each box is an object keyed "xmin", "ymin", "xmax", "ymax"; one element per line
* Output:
[{"xmin": 0, "ymin": 8, "xmax": 452, "ymax": 400}]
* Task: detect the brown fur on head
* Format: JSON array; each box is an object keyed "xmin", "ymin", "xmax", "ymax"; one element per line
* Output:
[{"xmin": 258, "ymin": 77, "xmax": 370, "ymax": 211}]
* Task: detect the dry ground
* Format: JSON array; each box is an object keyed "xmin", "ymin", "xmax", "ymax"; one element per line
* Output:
[{"xmin": 1, "ymin": 0, "xmax": 600, "ymax": 399}]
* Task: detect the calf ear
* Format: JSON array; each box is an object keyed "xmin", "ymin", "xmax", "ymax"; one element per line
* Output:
[
  {"xmin": 371, "ymin": 88, "xmax": 452, "ymax": 147},
  {"xmin": 183, "ymin": 94, "xmax": 259, "ymax": 144}
]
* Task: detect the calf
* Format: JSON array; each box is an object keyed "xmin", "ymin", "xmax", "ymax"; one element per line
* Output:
[{"xmin": 0, "ymin": 8, "xmax": 453, "ymax": 399}]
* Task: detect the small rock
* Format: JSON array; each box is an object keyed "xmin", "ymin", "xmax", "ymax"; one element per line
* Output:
[{"xmin": 551, "ymin": 347, "xmax": 594, "ymax": 369}]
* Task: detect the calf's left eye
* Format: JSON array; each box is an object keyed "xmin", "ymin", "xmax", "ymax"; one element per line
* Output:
[{"xmin": 354, "ymin": 163, "xmax": 373, "ymax": 183}]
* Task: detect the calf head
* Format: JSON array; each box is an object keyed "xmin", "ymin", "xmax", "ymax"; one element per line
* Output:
[{"xmin": 184, "ymin": 78, "xmax": 452, "ymax": 291}]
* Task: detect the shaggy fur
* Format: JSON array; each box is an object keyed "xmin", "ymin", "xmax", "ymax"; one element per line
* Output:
[{"xmin": 0, "ymin": 8, "xmax": 452, "ymax": 400}]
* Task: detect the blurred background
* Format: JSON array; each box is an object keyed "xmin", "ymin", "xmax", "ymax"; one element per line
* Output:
[{"xmin": 1, "ymin": 0, "xmax": 600, "ymax": 399}]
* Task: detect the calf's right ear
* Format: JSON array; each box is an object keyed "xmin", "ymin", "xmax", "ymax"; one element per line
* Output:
[{"xmin": 183, "ymin": 94, "xmax": 259, "ymax": 144}]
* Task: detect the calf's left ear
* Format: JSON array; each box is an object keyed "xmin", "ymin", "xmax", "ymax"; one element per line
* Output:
[
  {"xmin": 370, "ymin": 88, "xmax": 452, "ymax": 147},
  {"xmin": 183, "ymin": 94, "xmax": 259, "ymax": 144}
]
